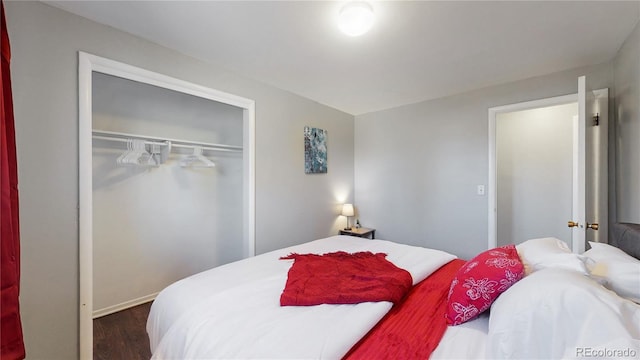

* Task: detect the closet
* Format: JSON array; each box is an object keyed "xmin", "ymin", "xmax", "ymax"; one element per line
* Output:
[
  {"xmin": 91, "ymin": 72, "xmax": 244, "ymax": 316},
  {"xmin": 79, "ymin": 53, "xmax": 255, "ymax": 358}
]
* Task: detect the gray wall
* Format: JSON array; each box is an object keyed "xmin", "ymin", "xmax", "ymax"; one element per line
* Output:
[
  {"xmin": 6, "ymin": 2, "xmax": 354, "ymax": 359},
  {"xmin": 355, "ymin": 64, "xmax": 613, "ymax": 259},
  {"xmin": 614, "ymin": 19, "xmax": 640, "ymax": 224}
]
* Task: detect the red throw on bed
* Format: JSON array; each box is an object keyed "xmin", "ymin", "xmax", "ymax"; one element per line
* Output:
[
  {"xmin": 280, "ymin": 251, "xmax": 413, "ymax": 306},
  {"xmin": 344, "ymin": 259, "xmax": 465, "ymax": 360}
]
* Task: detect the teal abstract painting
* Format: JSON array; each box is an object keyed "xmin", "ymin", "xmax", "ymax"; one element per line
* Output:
[{"xmin": 304, "ymin": 126, "xmax": 327, "ymax": 174}]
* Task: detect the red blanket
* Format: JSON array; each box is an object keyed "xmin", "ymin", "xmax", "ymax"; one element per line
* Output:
[
  {"xmin": 280, "ymin": 251, "xmax": 413, "ymax": 306},
  {"xmin": 344, "ymin": 259, "xmax": 465, "ymax": 360}
]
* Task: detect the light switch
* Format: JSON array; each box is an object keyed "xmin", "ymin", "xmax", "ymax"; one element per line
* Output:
[{"xmin": 477, "ymin": 185, "xmax": 485, "ymax": 196}]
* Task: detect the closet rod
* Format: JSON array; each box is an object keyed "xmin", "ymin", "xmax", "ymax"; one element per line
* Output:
[{"xmin": 92, "ymin": 129, "xmax": 243, "ymax": 153}]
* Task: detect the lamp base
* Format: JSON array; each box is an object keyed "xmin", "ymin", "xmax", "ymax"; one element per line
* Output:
[{"xmin": 344, "ymin": 227, "xmax": 352, "ymax": 230}]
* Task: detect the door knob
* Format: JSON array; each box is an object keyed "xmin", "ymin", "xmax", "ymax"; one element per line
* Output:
[
  {"xmin": 568, "ymin": 221, "xmax": 579, "ymax": 228},
  {"xmin": 587, "ymin": 222, "xmax": 599, "ymax": 230}
]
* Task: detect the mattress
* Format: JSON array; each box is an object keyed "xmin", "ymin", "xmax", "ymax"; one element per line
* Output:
[{"xmin": 147, "ymin": 236, "xmax": 456, "ymax": 359}]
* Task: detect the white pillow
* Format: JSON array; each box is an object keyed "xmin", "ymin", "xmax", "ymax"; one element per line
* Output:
[
  {"xmin": 488, "ymin": 268, "xmax": 640, "ymax": 359},
  {"xmin": 515, "ymin": 237, "xmax": 589, "ymax": 275},
  {"xmin": 584, "ymin": 241, "xmax": 640, "ymax": 303}
]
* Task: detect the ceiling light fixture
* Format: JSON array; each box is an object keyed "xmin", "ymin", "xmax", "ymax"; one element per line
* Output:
[{"xmin": 338, "ymin": 2, "xmax": 375, "ymax": 37}]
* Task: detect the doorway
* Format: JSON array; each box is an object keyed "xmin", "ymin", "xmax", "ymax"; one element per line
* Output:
[
  {"xmin": 495, "ymin": 102, "xmax": 578, "ymax": 247},
  {"xmin": 78, "ymin": 52, "xmax": 256, "ymax": 359},
  {"xmin": 488, "ymin": 84, "xmax": 609, "ymax": 252}
]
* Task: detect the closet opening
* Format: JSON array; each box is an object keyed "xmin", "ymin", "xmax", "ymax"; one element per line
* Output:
[{"xmin": 78, "ymin": 53, "xmax": 255, "ymax": 359}]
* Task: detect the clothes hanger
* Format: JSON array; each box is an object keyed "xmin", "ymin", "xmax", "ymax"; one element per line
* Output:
[
  {"xmin": 134, "ymin": 139, "xmax": 157, "ymax": 167},
  {"xmin": 180, "ymin": 146, "xmax": 215, "ymax": 168},
  {"xmin": 116, "ymin": 138, "xmax": 157, "ymax": 167},
  {"xmin": 116, "ymin": 138, "xmax": 133, "ymax": 165}
]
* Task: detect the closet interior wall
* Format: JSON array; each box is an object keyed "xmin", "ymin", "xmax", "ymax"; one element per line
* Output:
[{"xmin": 92, "ymin": 72, "xmax": 244, "ymax": 317}]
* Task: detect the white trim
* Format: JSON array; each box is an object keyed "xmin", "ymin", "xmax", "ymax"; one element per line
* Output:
[
  {"xmin": 575, "ymin": 76, "xmax": 587, "ymax": 253},
  {"xmin": 487, "ymin": 93, "xmax": 577, "ymax": 249},
  {"xmin": 243, "ymin": 105, "xmax": 256, "ymax": 258},
  {"xmin": 78, "ymin": 52, "xmax": 93, "ymax": 360},
  {"xmin": 84, "ymin": 53, "xmax": 252, "ymax": 109},
  {"xmin": 572, "ymin": 115, "xmax": 580, "ymax": 251},
  {"xmin": 78, "ymin": 52, "xmax": 256, "ymax": 359},
  {"xmin": 488, "ymin": 110, "xmax": 497, "ymax": 251},
  {"xmin": 92, "ymin": 293, "xmax": 158, "ymax": 319},
  {"xmin": 590, "ymin": 88, "xmax": 609, "ymax": 245}
]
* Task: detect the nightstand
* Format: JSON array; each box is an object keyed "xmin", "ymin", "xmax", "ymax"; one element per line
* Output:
[{"xmin": 339, "ymin": 227, "xmax": 376, "ymax": 239}]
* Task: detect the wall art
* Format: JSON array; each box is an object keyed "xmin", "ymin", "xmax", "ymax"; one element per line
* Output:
[{"xmin": 304, "ymin": 126, "xmax": 327, "ymax": 174}]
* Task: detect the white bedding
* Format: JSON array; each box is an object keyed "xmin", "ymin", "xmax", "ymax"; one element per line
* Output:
[
  {"xmin": 432, "ymin": 313, "xmax": 490, "ymax": 359},
  {"xmin": 149, "ymin": 235, "xmax": 640, "ymax": 359},
  {"xmin": 487, "ymin": 268, "xmax": 640, "ymax": 359},
  {"xmin": 147, "ymin": 236, "xmax": 456, "ymax": 359}
]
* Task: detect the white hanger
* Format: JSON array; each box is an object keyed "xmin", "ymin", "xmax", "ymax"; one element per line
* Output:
[
  {"xmin": 180, "ymin": 146, "xmax": 215, "ymax": 168},
  {"xmin": 135, "ymin": 139, "xmax": 156, "ymax": 167},
  {"xmin": 116, "ymin": 138, "xmax": 132, "ymax": 165},
  {"xmin": 116, "ymin": 138, "xmax": 157, "ymax": 167}
]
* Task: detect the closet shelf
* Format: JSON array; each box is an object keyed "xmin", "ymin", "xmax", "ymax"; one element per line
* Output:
[{"xmin": 92, "ymin": 129, "xmax": 243, "ymax": 153}]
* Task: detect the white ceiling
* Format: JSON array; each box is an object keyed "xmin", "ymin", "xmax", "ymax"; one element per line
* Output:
[{"xmin": 48, "ymin": 1, "xmax": 640, "ymax": 115}]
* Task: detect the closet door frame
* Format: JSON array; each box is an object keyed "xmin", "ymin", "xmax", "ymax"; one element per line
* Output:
[{"xmin": 78, "ymin": 52, "xmax": 255, "ymax": 359}]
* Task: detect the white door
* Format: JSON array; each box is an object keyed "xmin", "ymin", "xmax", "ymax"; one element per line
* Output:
[{"xmin": 572, "ymin": 76, "xmax": 608, "ymax": 253}]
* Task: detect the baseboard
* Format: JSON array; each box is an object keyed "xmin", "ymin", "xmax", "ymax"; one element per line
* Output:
[{"xmin": 93, "ymin": 292, "xmax": 158, "ymax": 319}]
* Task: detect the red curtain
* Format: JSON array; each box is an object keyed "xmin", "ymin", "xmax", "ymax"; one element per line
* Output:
[{"xmin": 0, "ymin": 1, "xmax": 25, "ymax": 359}]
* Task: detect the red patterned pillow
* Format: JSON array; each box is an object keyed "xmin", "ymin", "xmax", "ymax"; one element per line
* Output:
[{"xmin": 445, "ymin": 245, "xmax": 524, "ymax": 325}]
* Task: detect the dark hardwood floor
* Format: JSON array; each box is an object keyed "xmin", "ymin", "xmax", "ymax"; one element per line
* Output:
[{"xmin": 94, "ymin": 302, "xmax": 152, "ymax": 360}]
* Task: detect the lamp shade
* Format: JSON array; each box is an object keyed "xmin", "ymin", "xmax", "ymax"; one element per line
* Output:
[{"xmin": 342, "ymin": 203, "xmax": 355, "ymax": 217}]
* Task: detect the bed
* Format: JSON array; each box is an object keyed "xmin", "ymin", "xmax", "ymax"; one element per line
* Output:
[{"xmin": 147, "ymin": 224, "xmax": 640, "ymax": 359}]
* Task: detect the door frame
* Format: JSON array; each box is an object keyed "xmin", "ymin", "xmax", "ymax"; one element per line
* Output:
[
  {"xmin": 78, "ymin": 52, "xmax": 256, "ymax": 359},
  {"xmin": 487, "ymin": 93, "xmax": 577, "ymax": 250}
]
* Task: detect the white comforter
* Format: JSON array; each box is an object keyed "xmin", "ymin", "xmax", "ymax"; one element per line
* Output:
[
  {"xmin": 147, "ymin": 236, "xmax": 456, "ymax": 359},
  {"xmin": 487, "ymin": 268, "xmax": 640, "ymax": 359}
]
